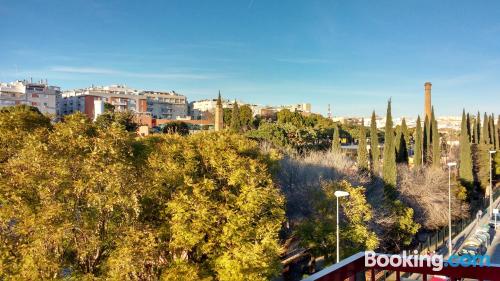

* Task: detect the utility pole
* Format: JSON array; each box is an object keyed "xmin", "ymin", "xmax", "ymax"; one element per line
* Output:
[{"xmin": 447, "ymin": 162, "xmax": 457, "ymax": 257}]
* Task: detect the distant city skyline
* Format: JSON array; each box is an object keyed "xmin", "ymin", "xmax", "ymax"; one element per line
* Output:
[{"xmin": 1, "ymin": 0, "xmax": 500, "ymax": 117}]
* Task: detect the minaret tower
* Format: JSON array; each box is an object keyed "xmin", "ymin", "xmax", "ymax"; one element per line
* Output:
[
  {"xmin": 327, "ymin": 104, "xmax": 332, "ymax": 119},
  {"xmin": 214, "ymin": 91, "xmax": 224, "ymax": 131},
  {"xmin": 424, "ymin": 82, "xmax": 432, "ymax": 121}
]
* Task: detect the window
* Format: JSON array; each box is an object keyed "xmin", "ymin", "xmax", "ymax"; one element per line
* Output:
[{"xmin": 31, "ymin": 93, "xmax": 39, "ymax": 98}]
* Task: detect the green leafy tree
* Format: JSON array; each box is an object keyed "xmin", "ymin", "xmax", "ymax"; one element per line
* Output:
[
  {"xmin": 0, "ymin": 114, "xmax": 140, "ymax": 279},
  {"xmin": 277, "ymin": 109, "xmax": 305, "ymax": 127},
  {"xmin": 296, "ymin": 181, "xmax": 378, "ymax": 262},
  {"xmin": 382, "ymin": 100, "xmax": 397, "ymax": 196},
  {"xmin": 104, "ymin": 102, "xmax": 115, "ymax": 112},
  {"xmin": 414, "ymin": 116, "xmax": 423, "ymax": 168},
  {"xmin": 230, "ymin": 101, "xmax": 241, "ymax": 132},
  {"xmin": 0, "ymin": 111, "xmax": 285, "ymax": 280},
  {"xmin": 459, "ymin": 110, "xmax": 474, "ymax": 189},
  {"xmin": 239, "ymin": 104, "xmax": 254, "ymax": 131},
  {"xmin": 370, "ymin": 111, "xmax": 380, "ymax": 174},
  {"xmin": 223, "ymin": 107, "xmax": 232, "ymax": 127},
  {"xmin": 163, "ymin": 121, "xmax": 190, "ymax": 135},
  {"xmin": 147, "ymin": 133, "xmax": 285, "ymax": 280},
  {"xmin": 357, "ymin": 119, "xmax": 369, "ymax": 171},
  {"xmin": 95, "ymin": 110, "xmax": 138, "ymax": 132},
  {"xmin": 246, "ymin": 122, "xmax": 332, "ymax": 152},
  {"xmin": 384, "ymin": 200, "xmax": 420, "ymax": 251},
  {"xmin": 0, "ymin": 105, "xmax": 52, "ymax": 163}
]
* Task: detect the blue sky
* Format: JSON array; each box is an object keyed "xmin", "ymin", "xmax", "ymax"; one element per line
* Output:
[{"xmin": 1, "ymin": 0, "xmax": 499, "ymax": 117}]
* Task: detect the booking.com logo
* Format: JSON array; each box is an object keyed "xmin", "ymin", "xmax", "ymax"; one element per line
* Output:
[{"xmin": 365, "ymin": 251, "xmax": 491, "ymax": 271}]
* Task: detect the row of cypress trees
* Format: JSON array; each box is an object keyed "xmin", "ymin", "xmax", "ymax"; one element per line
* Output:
[
  {"xmin": 357, "ymin": 102, "xmax": 442, "ymax": 176},
  {"xmin": 351, "ymin": 104, "xmax": 498, "ymax": 197},
  {"xmin": 459, "ymin": 110, "xmax": 499, "ymax": 195}
]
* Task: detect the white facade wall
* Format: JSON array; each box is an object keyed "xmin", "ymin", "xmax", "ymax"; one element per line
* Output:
[{"xmin": 0, "ymin": 80, "xmax": 62, "ymax": 115}]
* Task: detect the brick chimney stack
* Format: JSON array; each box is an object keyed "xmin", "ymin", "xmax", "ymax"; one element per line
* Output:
[{"xmin": 424, "ymin": 82, "xmax": 432, "ymax": 120}]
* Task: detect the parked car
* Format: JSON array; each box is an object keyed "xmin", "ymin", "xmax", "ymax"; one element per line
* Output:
[
  {"xmin": 488, "ymin": 213, "xmax": 500, "ymax": 227},
  {"xmin": 458, "ymin": 245, "xmax": 480, "ymax": 256},
  {"xmin": 472, "ymin": 232, "xmax": 490, "ymax": 245},
  {"xmin": 463, "ymin": 237, "xmax": 484, "ymax": 248},
  {"xmin": 430, "ymin": 275, "xmax": 449, "ymax": 281}
]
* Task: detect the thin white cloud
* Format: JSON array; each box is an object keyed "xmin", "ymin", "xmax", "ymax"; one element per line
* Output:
[
  {"xmin": 274, "ymin": 57, "xmax": 333, "ymax": 64},
  {"xmin": 49, "ymin": 66, "xmax": 221, "ymax": 80},
  {"xmin": 50, "ymin": 66, "xmax": 118, "ymax": 75}
]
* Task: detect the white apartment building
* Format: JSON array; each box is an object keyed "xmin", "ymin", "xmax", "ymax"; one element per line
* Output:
[
  {"xmin": 190, "ymin": 98, "xmax": 312, "ymax": 119},
  {"xmin": 61, "ymin": 85, "xmax": 188, "ymax": 120},
  {"xmin": 0, "ymin": 80, "xmax": 62, "ymax": 115}
]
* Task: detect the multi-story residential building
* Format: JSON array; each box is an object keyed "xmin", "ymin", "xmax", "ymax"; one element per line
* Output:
[
  {"xmin": 142, "ymin": 90, "xmax": 188, "ymax": 119},
  {"xmin": 190, "ymin": 98, "xmax": 312, "ymax": 120},
  {"xmin": 0, "ymin": 80, "xmax": 62, "ymax": 115},
  {"xmin": 190, "ymin": 98, "xmax": 237, "ymax": 119},
  {"xmin": 61, "ymin": 85, "xmax": 188, "ymax": 120}
]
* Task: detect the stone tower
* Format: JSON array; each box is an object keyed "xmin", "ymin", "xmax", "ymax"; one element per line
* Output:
[
  {"xmin": 424, "ymin": 82, "xmax": 432, "ymax": 120},
  {"xmin": 214, "ymin": 91, "xmax": 223, "ymax": 131}
]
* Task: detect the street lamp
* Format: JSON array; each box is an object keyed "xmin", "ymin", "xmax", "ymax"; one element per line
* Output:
[
  {"xmin": 447, "ymin": 162, "xmax": 457, "ymax": 257},
  {"xmin": 334, "ymin": 190, "xmax": 349, "ymax": 263},
  {"xmin": 489, "ymin": 150, "xmax": 496, "ymax": 217}
]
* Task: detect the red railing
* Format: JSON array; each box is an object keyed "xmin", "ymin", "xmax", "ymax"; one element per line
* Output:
[{"xmin": 304, "ymin": 252, "xmax": 500, "ymax": 281}]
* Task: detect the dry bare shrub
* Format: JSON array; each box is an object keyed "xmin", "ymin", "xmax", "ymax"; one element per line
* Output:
[
  {"xmin": 275, "ymin": 150, "xmax": 369, "ymax": 221},
  {"xmin": 397, "ymin": 165, "xmax": 469, "ymax": 230}
]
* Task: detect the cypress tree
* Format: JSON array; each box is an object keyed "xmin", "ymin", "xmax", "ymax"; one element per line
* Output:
[
  {"xmin": 357, "ymin": 119, "xmax": 369, "ymax": 171},
  {"xmin": 489, "ymin": 114, "xmax": 496, "ymax": 149},
  {"xmin": 429, "ymin": 107, "xmax": 436, "ymax": 165},
  {"xmin": 332, "ymin": 124, "xmax": 341, "ymax": 153},
  {"xmin": 478, "ymin": 141, "xmax": 493, "ymax": 193},
  {"xmin": 482, "ymin": 112, "xmax": 490, "ymax": 145},
  {"xmin": 382, "ymin": 100, "xmax": 397, "ymax": 196},
  {"xmin": 459, "ymin": 110, "xmax": 474, "ymax": 189},
  {"xmin": 496, "ymin": 115, "xmax": 500, "ymax": 150},
  {"xmin": 396, "ymin": 118, "xmax": 409, "ymax": 164},
  {"xmin": 414, "ymin": 115, "xmax": 423, "ymax": 168},
  {"xmin": 473, "ymin": 115, "xmax": 478, "ymax": 144},
  {"xmin": 401, "ymin": 118, "xmax": 410, "ymax": 150},
  {"xmin": 230, "ymin": 101, "xmax": 241, "ymax": 132},
  {"xmin": 423, "ymin": 115, "xmax": 430, "ymax": 164},
  {"xmin": 395, "ymin": 125, "xmax": 402, "ymax": 156},
  {"xmin": 466, "ymin": 113, "xmax": 471, "ymax": 142},
  {"xmin": 370, "ymin": 111, "xmax": 380, "ymax": 174},
  {"xmin": 432, "ymin": 115, "xmax": 440, "ymax": 168},
  {"xmin": 476, "ymin": 111, "xmax": 481, "ymax": 144}
]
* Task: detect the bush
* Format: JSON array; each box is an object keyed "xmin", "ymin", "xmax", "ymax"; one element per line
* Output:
[
  {"xmin": 397, "ymin": 166, "xmax": 469, "ymax": 229},
  {"xmin": 162, "ymin": 121, "xmax": 190, "ymax": 135}
]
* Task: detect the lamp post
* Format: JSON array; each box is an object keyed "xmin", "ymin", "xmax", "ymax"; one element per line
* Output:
[
  {"xmin": 334, "ymin": 190, "xmax": 349, "ymax": 263},
  {"xmin": 447, "ymin": 162, "xmax": 457, "ymax": 257},
  {"xmin": 489, "ymin": 151, "xmax": 496, "ymax": 217}
]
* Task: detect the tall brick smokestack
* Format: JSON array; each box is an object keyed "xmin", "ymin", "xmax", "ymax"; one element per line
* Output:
[{"xmin": 424, "ymin": 82, "xmax": 432, "ymax": 120}]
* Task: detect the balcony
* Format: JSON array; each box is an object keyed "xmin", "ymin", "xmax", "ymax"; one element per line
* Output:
[{"xmin": 304, "ymin": 252, "xmax": 499, "ymax": 281}]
